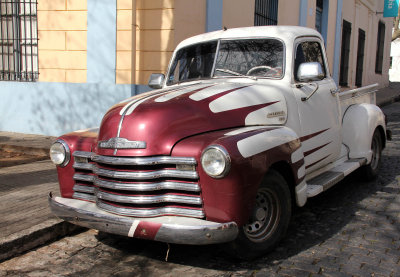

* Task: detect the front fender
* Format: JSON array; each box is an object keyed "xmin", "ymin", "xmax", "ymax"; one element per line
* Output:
[
  {"xmin": 171, "ymin": 126, "xmax": 303, "ymax": 226},
  {"xmin": 342, "ymin": 103, "xmax": 386, "ymax": 162}
]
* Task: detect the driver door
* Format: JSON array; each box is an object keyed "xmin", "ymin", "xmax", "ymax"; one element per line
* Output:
[{"xmin": 292, "ymin": 39, "xmax": 342, "ymax": 174}]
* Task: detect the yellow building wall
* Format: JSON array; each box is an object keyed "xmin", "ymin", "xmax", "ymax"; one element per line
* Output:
[
  {"xmin": 116, "ymin": 0, "xmax": 134, "ymax": 84},
  {"xmin": 135, "ymin": 0, "xmax": 175, "ymax": 84},
  {"xmin": 37, "ymin": 0, "xmax": 87, "ymax": 83},
  {"xmin": 116, "ymin": 0, "xmax": 206, "ymax": 85},
  {"xmin": 222, "ymin": 0, "xmax": 254, "ymax": 28}
]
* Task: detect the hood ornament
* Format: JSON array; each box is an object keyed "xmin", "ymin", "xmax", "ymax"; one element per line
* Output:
[{"xmin": 98, "ymin": 137, "xmax": 147, "ymax": 149}]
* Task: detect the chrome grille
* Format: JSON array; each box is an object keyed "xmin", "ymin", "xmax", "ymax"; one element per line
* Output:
[{"xmin": 72, "ymin": 151, "xmax": 204, "ymax": 218}]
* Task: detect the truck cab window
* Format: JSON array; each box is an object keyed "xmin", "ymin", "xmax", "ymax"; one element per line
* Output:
[
  {"xmin": 168, "ymin": 41, "xmax": 217, "ymax": 85},
  {"xmin": 294, "ymin": 41, "xmax": 326, "ymax": 81}
]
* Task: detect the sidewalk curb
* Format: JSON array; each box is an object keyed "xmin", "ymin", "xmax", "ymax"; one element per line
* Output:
[
  {"xmin": 0, "ymin": 218, "xmax": 84, "ymax": 262},
  {"xmin": 377, "ymin": 95, "xmax": 400, "ymax": 108},
  {"xmin": 0, "ymin": 144, "xmax": 50, "ymax": 158}
]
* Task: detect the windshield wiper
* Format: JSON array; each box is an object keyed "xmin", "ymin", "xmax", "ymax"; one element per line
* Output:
[{"xmin": 214, "ymin": 68, "xmax": 258, "ymax": 80}]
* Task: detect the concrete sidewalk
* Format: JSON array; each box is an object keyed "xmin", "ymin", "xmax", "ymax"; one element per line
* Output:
[{"xmin": 0, "ymin": 83, "xmax": 399, "ymax": 261}]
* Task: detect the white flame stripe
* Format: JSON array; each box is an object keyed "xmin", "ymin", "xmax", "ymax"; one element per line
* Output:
[
  {"xmin": 224, "ymin": 126, "xmax": 267, "ymax": 136},
  {"xmin": 208, "ymin": 86, "xmax": 284, "ymax": 114},
  {"xmin": 189, "ymin": 83, "xmax": 243, "ymax": 101},
  {"xmin": 155, "ymin": 84, "xmax": 212, "ymax": 102},
  {"xmin": 237, "ymin": 127, "xmax": 298, "ymax": 158},
  {"xmin": 297, "ymin": 164, "xmax": 306, "ymax": 179},
  {"xmin": 119, "ymin": 89, "xmax": 179, "ymax": 115},
  {"xmin": 291, "ymin": 148, "xmax": 304, "ymax": 164}
]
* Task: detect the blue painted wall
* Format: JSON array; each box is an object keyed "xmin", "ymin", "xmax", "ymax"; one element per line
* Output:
[
  {"xmin": 206, "ymin": 0, "xmax": 223, "ymax": 32},
  {"xmin": 0, "ymin": 83, "xmax": 131, "ymax": 136},
  {"xmin": 332, "ymin": 0, "xmax": 343, "ymax": 85},
  {"xmin": 299, "ymin": 0, "xmax": 308, "ymax": 26},
  {"xmin": 87, "ymin": 0, "xmax": 116, "ymax": 84}
]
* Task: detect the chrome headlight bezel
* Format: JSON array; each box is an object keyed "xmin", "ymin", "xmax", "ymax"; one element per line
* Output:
[
  {"xmin": 49, "ymin": 139, "xmax": 71, "ymax": 167},
  {"xmin": 200, "ymin": 145, "xmax": 231, "ymax": 179}
]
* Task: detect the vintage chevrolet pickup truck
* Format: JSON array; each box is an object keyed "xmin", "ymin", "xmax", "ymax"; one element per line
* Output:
[{"xmin": 49, "ymin": 26, "xmax": 389, "ymax": 259}]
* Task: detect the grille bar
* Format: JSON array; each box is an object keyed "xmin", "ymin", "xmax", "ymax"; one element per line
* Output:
[
  {"xmin": 94, "ymin": 178, "xmax": 200, "ymax": 192},
  {"xmin": 97, "ymin": 200, "xmax": 205, "ymax": 218},
  {"xmin": 73, "ymin": 173, "xmax": 95, "ymax": 182},
  {"xmin": 73, "ymin": 192, "xmax": 96, "ymax": 202},
  {"xmin": 73, "ymin": 184, "xmax": 95, "ymax": 194},
  {"xmin": 93, "ymin": 166, "xmax": 198, "ymax": 180},
  {"xmin": 73, "ymin": 151, "xmax": 197, "ymax": 166},
  {"xmin": 97, "ymin": 190, "xmax": 202, "ymax": 205}
]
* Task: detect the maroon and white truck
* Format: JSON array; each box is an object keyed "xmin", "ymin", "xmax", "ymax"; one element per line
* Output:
[{"xmin": 49, "ymin": 26, "xmax": 389, "ymax": 259}]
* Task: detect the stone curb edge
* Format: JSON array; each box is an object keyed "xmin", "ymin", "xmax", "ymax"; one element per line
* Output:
[
  {"xmin": 0, "ymin": 144, "xmax": 50, "ymax": 158},
  {"xmin": 0, "ymin": 218, "xmax": 84, "ymax": 262}
]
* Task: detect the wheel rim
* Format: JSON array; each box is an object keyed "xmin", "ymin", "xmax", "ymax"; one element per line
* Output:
[
  {"xmin": 243, "ymin": 187, "xmax": 281, "ymax": 242},
  {"xmin": 370, "ymin": 135, "xmax": 381, "ymax": 171}
]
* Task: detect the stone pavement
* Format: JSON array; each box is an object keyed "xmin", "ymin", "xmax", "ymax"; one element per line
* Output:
[
  {"xmin": 0, "ymin": 83, "xmax": 399, "ymax": 265},
  {"xmin": 0, "ymin": 161, "xmax": 80, "ymax": 261}
]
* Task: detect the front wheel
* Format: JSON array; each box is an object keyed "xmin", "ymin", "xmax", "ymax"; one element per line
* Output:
[{"xmin": 225, "ymin": 169, "xmax": 291, "ymax": 260}]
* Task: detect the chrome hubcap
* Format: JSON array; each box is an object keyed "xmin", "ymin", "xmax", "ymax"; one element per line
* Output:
[{"xmin": 243, "ymin": 187, "xmax": 281, "ymax": 242}]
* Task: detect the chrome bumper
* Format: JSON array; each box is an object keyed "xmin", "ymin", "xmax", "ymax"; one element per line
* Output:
[{"xmin": 48, "ymin": 193, "xmax": 238, "ymax": 245}]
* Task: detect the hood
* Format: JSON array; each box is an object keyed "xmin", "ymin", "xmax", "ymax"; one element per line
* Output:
[{"xmin": 97, "ymin": 82, "xmax": 288, "ymax": 156}]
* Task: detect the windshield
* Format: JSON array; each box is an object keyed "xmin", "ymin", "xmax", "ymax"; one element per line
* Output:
[{"xmin": 167, "ymin": 38, "xmax": 284, "ymax": 85}]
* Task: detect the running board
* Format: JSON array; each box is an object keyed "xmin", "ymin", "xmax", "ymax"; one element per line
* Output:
[{"xmin": 306, "ymin": 158, "xmax": 367, "ymax": 198}]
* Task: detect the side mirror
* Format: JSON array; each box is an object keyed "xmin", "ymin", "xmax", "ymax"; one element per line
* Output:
[
  {"xmin": 148, "ymin": 73, "xmax": 165, "ymax": 89},
  {"xmin": 297, "ymin": 62, "xmax": 324, "ymax": 82}
]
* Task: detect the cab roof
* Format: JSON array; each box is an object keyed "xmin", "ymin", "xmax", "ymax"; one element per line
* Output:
[{"xmin": 176, "ymin": 26, "xmax": 323, "ymax": 49}]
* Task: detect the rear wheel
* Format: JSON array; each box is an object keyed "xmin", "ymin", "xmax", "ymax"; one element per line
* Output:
[
  {"xmin": 226, "ymin": 169, "xmax": 291, "ymax": 260},
  {"xmin": 360, "ymin": 129, "xmax": 382, "ymax": 180}
]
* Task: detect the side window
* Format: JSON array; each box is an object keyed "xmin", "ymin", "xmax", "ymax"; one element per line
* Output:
[{"xmin": 294, "ymin": 41, "xmax": 326, "ymax": 81}]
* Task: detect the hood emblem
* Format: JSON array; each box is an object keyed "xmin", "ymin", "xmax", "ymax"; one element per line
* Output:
[{"xmin": 98, "ymin": 137, "xmax": 147, "ymax": 149}]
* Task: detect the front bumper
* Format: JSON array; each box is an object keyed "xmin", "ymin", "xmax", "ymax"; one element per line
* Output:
[{"xmin": 48, "ymin": 193, "xmax": 238, "ymax": 245}]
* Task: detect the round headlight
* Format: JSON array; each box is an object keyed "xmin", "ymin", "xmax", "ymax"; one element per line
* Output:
[
  {"xmin": 201, "ymin": 145, "xmax": 231, "ymax": 178},
  {"xmin": 50, "ymin": 140, "xmax": 70, "ymax": 167}
]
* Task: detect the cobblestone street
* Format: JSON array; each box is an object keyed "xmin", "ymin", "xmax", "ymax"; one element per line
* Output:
[{"xmin": 0, "ymin": 103, "xmax": 399, "ymax": 277}]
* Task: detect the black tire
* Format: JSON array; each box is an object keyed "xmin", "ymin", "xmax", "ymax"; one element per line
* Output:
[
  {"xmin": 225, "ymin": 169, "xmax": 292, "ymax": 260},
  {"xmin": 360, "ymin": 129, "xmax": 382, "ymax": 180}
]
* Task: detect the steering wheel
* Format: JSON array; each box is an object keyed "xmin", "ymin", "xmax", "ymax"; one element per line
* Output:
[{"xmin": 246, "ymin": 66, "xmax": 280, "ymax": 76}]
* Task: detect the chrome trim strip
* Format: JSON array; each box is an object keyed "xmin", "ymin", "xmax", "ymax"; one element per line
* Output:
[
  {"xmin": 49, "ymin": 194, "xmax": 238, "ymax": 245},
  {"xmin": 97, "ymin": 200, "xmax": 205, "ymax": 218},
  {"xmin": 72, "ymin": 192, "xmax": 96, "ymax": 202},
  {"xmin": 73, "ymin": 162, "xmax": 94, "ymax": 171},
  {"xmin": 73, "ymin": 174, "xmax": 95, "ymax": 183},
  {"xmin": 97, "ymin": 191, "xmax": 202, "ymax": 205},
  {"xmin": 73, "ymin": 151, "xmax": 93, "ymax": 159},
  {"xmin": 93, "ymin": 166, "xmax": 199, "ymax": 180},
  {"xmin": 92, "ymin": 155, "xmax": 197, "ymax": 166},
  {"xmin": 73, "ymin": 185, "xmax": 95, "ymax": 194},
  {"xmin": 72, "ymin": 151, "xmax": 197, "ymax": 166},
  {"xmin": 94, "ymin": 178, "xmax": 200, "ymax": 192}
]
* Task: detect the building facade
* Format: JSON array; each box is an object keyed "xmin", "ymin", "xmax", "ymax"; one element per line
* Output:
[{"xmin": 0, "ymin": 0, "xmax": 394, "ymax": 135}]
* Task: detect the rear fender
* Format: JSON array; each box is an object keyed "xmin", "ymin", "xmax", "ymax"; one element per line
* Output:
[
  {"xmin": 342, "ymin": 104, "xmax": 386, "ymax": 163},
  {"xmin": 171, "ymin": 126, "xmax": 304, "ymax": 226}
]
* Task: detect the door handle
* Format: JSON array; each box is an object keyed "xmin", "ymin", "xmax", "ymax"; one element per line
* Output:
[{"xmin": 330, "ymin": 88, "xmax": 340, "ymax": 96}]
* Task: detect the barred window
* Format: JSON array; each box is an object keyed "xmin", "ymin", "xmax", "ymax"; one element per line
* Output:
[
  {"xmin": 254, "ymin": 0, "xmax": 278, "ymax": 26},
  {"xmin": 0, "ymin": 0, "xmax": 38, "ymax": 82},
  {"xmin": 375, "ymin": 21, "xmax": 385, "ymax": 74}
]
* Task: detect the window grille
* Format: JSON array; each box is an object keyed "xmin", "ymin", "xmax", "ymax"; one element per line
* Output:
[
  {"xmin": 339, "ymin": 20, "xmax": 351, "ymax": 87},
  {"xmin": 0, "ymin": 0, "xmax": 38, "ymax": 82},
  {"xmin": 315, "ymin": 0, "xmax": 323, "ymax": 33},
  {"xmin": 375, "ymin": 21, "xmax": 385, "ymax": 74},
  {"xmin": 355, "ymin": 29, "xmax": 365, "ymax": 87},
  {"xmin": 254, "ymin": 0, "xmax": 278, "ymax": 26}
]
